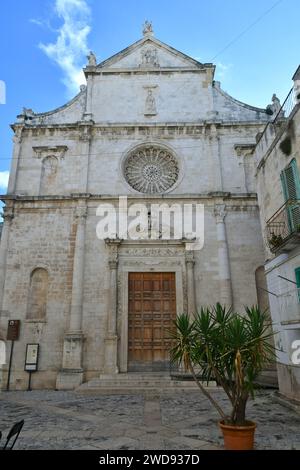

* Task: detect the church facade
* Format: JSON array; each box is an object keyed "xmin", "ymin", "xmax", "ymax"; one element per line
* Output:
[{"xmin": 0, "ymin": 26, "xmax": 271, "ymax": 390}]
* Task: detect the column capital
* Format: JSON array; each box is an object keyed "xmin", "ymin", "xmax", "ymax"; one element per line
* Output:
[
  {"xmin": 185, "ymin": 250, "xmax": 195, "ymax": 265},
  {"xmin": 2, "ymin": 206, "xmax": 14, "ymax": 222},
  {"xmin": 108, "ymin": 259, "xmax": 118, "ymax": 269},
  {"xmin": 105, "ymin": 237, "xmax": 122, "ymax": 267},
  {"xmin": 74, "ymin": 204, "xmax": 87, "ymax": 220},
  {"xmin": 12, "ymin": 125, "xmax": 24, "ymax": 144},
  {"xmin": 214, "ymin": 204, "xmax": 227, "ymax": 223}
]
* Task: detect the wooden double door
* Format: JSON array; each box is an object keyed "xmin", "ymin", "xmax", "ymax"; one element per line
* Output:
[{"xmin": 128, "ymin": 272, "xmax": 176, "ymax": 371}]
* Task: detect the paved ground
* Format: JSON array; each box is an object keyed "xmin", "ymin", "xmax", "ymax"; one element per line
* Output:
[{"xmin": 0, "ymin": 389, "xmax": 299, "ymax": 450}]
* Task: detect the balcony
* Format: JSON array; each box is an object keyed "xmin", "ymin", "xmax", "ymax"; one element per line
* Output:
[{"xmin": 266, "ymin": 199, "xmax": 300, "ymax": 253}]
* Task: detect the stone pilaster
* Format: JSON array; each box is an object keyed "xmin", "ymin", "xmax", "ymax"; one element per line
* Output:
[
  {"xmin": 78, "ymin": 123, "xmax": 93, "ymax": 193},
  {"xmin": 82, "ymin": 75, "xmax": 94, "ymax": 121},
  {"xmin": 210, "ymin": 124, "xmax": 223, "ymax": 191},
  {"xmin": 214, "ymin": 204, "xmax": 233, "ymax": 307},
  {"xmin": 185, "ymin": 249, "xmax": 196, "ymax": 316},
  {"xmin": 0, "ymin": 204, "xmax": 14, "ymax": 316},
  {"xmin": 104, "ymin": 239, "xmax": 121, "ymax": 374},
  {"xmin": 7, "ymin": 126, "xmax": 23, "ymax": 194},
  {"xmin": 56, "ymin": 202, "xmax": 87, "ymax": 390}
]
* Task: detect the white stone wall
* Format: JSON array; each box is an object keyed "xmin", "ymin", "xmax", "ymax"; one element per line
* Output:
[{"xmin": 0, "ymin": 34, "xmax": 271, "ymax": 389}]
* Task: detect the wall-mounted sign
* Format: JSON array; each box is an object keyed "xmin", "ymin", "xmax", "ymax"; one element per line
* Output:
[
  {"xmin": 7, "ymin": 320, "xmax": 20, "ymax": 341},
  {"xmin": 24, "ymin": 344, "xmax": 39, "ymax": 372}
]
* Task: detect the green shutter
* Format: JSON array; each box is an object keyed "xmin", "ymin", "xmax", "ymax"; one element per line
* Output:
[
  {"xmin": 281, "ymin": 159, "xmax": 300, "ymax": 200},
  {"xmin": 295, "ymin": 267, "xmax": 300, "ymax": 302},
  {"xmin": 281, "ymin": 160, "xmax": 300, "ymax": 231}
]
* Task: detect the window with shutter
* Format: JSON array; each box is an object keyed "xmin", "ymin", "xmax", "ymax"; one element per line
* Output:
[{"xmin": 281, "ymin": 159, "xmax": 300, "ymax": 231}]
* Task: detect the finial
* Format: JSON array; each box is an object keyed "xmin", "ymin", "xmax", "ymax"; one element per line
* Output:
[{"xmin": 142, "ymin": 20, "xmax": 153, "ymax": 36}]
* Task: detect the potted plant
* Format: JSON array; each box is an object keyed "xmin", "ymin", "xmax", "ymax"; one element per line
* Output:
[
  {"xmin": 268, "ymin": 233, "xmax": 283, "ymax": 248},
  {"xmin": 170, "ymin": 304, "xmax": 275, "ymax": 450}
]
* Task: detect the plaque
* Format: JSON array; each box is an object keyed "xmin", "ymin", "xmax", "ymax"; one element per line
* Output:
[
  {"xmin": 7, "ymin": 320, "xmax": 20, "ymax": 341},
  {"xmin": 25, "ymin": 344, "xmax": 39, "ymax": 372}
]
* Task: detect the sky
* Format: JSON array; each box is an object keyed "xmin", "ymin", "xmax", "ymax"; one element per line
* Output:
[{"xmin": 0, "ymin": 0, "xmax": 299, "ymax": 195}]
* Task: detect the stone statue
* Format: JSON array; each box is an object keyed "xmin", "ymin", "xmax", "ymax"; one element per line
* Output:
[
  {"xmin": 271, "ymin": 94, "xmax": 281, "ymax": 115},
  {"xmin": 87, "ymin": 51, "xmax": 97, "ymax": 66},
  {"xmin": 143, "ymin": 20, "xmax": 153, "ymax": 36},
  {"xmin": 145, "ymin": 89, "xmax": 157, "ymax": 115},
  {"xmin": 22, "ymin": 107, "xmax": 35, "ymax": 117},
  {"xmin": 266, "ymin": 93, "xmax": 282, "ymax": 116}
]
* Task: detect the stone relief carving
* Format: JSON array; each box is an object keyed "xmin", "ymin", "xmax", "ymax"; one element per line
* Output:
[
  {"xmin": 144, "ymin": 89, "xmax": 157, "ymax": 115},
  {"xmin": 124, "ymin": 145, "xmax": 179, "ymax": 193},
  {"xmin": 140, "ymin": 48, "xmax": 159, "ymax": 67},
  {"xmin": 120, "ymin": 247, "xmax": 183, "ymax": 257},
  {"xmin": 121, "ymin": 260, "xmax": 182, "ymax": 267}
]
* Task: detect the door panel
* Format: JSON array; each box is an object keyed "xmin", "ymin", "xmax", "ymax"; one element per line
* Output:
[{"xmin": 128, "ymin": 272, "xmax": 176, "ymax": 371}]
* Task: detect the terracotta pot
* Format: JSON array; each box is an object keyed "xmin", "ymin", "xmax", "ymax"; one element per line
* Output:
[{"xmin": 219, "ymin": 420, "xmax": 256, "ymax": 450}]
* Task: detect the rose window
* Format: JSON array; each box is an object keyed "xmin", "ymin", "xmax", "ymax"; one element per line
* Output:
[{"xmin": 124, "ymin": 145, "xmax": 179, "ymax": 193}]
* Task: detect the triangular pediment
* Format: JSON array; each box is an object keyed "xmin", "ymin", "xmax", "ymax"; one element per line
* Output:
[{"xmin": 95, "ymin": 36, "xmax": 211, "ymax": 71}]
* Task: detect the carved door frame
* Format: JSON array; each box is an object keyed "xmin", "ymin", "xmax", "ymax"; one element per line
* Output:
[{"xmin": 116, "ymin": 243, "xmax": 186, "ymax": 372}]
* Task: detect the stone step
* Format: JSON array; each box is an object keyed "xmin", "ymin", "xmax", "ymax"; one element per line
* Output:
[
  {"xmin": 77, "ymin": 387, "xmax": 208, "ymax": 395},
  {"xmin": 80, "ymin": 381, "xmax": 201, "ymax": 388},
  {"xmin": 77, "ymin": 373, "xmax": 217, "ymax": 392}
]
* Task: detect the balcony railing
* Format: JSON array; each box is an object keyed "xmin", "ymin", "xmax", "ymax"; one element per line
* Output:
[{"xmin": 266, "ymin": 199, "xmax": 300, "ymax": 251}]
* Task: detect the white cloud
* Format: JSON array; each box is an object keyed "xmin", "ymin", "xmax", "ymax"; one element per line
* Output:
[
  {"xmin": 30, "ymin": 18, "xmax": 45, "ymax": 27},
  {"xmin": 0, "ymin": 171, "xmax": 9, "ymax": 191},
  {"xmin": 38, "ymin": 0, "xmax": 91, "ymax": 96}
]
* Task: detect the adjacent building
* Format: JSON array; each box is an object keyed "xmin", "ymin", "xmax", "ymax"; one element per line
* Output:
[{"xmin": 255, "ymin": 66, "xmax": 300, "ymax": 402}]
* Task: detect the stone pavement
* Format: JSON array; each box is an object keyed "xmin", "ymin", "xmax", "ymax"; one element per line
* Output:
[{"xmin": 0, "ymin": 389, "xmax": 299, "ymax": 450}]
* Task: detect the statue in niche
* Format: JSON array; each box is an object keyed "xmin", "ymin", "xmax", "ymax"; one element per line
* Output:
[
  {"xmin": 87, "ymin": 51, "xmax": 97, "ymax": 66},
  {"xmin": 145, "ymin": 89, "xmax": 157, "ymax": 115}
]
